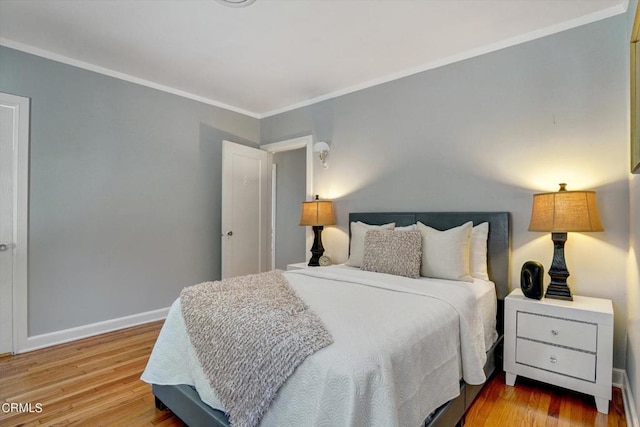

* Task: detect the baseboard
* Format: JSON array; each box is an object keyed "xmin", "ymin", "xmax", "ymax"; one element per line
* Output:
[
  {"xmin": 18, "ymin": 307, "xmax": 170, "ymax": 353},
  {"xmin": 613, "ymin": 368, "xmax": 625, "ymax": 388},
  {"xmin": 615, "ymin": 368, "xmax": 640, "ymax": 427}
]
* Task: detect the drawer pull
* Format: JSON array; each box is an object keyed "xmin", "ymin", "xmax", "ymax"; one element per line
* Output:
[
  {"xmin": 550, "ymin": 356, "xmax": 557, "ymax": 364},
  {"xmin": 551, "ymin": 329, "xmax": 559, "ymax": 336}
]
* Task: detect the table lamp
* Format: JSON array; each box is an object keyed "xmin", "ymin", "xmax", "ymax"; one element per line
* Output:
[
  {"xmin": 299, "ymin": 195, "xmax": 335, "ymax": 266},
  {"xmin": 528, "ymin": 183, "xmax": 604, "ymax": 300}
]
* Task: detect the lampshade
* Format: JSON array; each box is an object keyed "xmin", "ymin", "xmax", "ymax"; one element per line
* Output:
[
  {"xmin": 299, "ymin": 197, "xmax": 335, "ymax": 226},
  {"xmin": 528, "ymin": 183, "xmax": 603, "ymax": 232}
]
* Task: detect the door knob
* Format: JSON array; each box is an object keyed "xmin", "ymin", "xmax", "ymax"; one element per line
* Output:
[{"xmin": 0, "ymin": 243, "xmax": 10, "ymax": 252}]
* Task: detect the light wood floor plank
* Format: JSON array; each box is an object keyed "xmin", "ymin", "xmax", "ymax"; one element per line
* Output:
[{"xmin": 0, "ymin": 321, "xmax": 627, "ymax": 426}]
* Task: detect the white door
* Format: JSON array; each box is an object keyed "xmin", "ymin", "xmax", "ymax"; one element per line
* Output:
[
  {"xmin": 0, "ymin": 93, "xmax": 29, "ymax": 355},
  {"xmin": 221, "ymin": 140, "xmax": 268, "ymax": 279}
]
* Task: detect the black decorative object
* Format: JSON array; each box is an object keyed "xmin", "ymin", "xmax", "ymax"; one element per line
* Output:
[{"xmin": 521, "ymin": 261, "xmax": 544, "ymax": 300}]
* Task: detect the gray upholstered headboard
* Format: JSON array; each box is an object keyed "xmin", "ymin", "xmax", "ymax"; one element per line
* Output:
[{"xmin": 348, "ymin": 212, "xmax": 511, "ymax": 300}]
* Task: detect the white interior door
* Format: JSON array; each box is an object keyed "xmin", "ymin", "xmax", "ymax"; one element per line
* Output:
[
  {"xmin": 221, "ymin": 140, "xmax": 268, "ymax": 279},
  {"xmin": 0, "ymin": 93, "xmax": 29, "ymax": 355}
]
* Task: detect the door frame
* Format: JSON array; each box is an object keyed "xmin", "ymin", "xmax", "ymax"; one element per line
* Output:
[
  {"xmin": 261, "ymin": 135, "xmax": 314, "ymax": 269},
  {"xmin": 0, "ymin": 92, "xmax": 29, "ymax": 354}
]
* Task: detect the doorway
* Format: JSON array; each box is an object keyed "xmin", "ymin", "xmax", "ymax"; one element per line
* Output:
[
  {"xmin": 272, "ymin": 148, "xmax": 306, "ymax": 269},
  {"xmin": 262, "ymin": 136, "xmax": 313, "ymax": 270}
]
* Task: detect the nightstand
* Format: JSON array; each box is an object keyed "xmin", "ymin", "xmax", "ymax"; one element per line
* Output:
[
  {"xmin": 504, "ymin": 288, "xmax": 613, "ymax": 414},
  {"xmin": 286, "ymin": 262, "xmax": 309, "ymax": 271}
]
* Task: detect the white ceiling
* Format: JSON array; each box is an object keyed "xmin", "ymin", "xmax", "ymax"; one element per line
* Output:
[{"xmin": 0, "ymin": 0, "xmax": 627, "ymax": 118}]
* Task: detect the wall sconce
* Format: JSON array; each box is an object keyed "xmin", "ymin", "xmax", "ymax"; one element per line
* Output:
[{"xmin": 313, "ymin": 141, "xmax": 330, "ymax": 169}]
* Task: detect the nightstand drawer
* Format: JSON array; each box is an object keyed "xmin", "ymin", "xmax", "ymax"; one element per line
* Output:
[
  {"xmin": 517, "ymin": 311, "xmax": 597, "ymax": 352},
  {"xmin": 516, "ymin": 338, "xmax": 596, "ymax": 382}
]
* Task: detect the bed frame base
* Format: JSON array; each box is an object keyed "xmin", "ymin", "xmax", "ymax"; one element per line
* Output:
[{"xmin": 153, "ymin": 383, "xmax": 230, "ymax": 427}]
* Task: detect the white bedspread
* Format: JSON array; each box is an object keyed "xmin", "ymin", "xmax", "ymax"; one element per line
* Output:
[{"xmin": 142, "ymin": 266, "xmax": 497, "ymax": 427}]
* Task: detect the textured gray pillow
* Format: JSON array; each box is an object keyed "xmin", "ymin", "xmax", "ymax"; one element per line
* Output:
[{"xmin": 362, "ymin": 229, "xmax": 422, "ymax": 278}]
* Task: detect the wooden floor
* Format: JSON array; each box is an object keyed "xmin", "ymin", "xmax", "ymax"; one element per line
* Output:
[
  {"xmin": 0, "ymin": 321, "xmax": 183, "ymax": 427},
  {"xmin": 0, "ymin": 321, "xmax": 627, "ymax": 427},
  {"xmin": 465, "ymin": 372, "xmax": 626, "ymax": 427}
]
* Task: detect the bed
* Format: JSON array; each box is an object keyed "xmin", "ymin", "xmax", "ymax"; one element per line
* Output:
[{"xmin": 142, "ymin": 211, "xmax": 511, "ymax": 427}]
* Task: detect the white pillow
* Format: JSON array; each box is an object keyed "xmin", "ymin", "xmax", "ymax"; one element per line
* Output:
[
  {"xmin": 471, "ymin": 222, "xmax": 489, "ymax": 280},
  {"xmin": 416, "ymin": 221, "xmax": 473, "ymax": 282},
  {"xmin": 396, "ymin": 224, "xmax": 416, "ymax": 231},
  {"xmin": 346, "ymin": 221, "xmax": 395, "ymax": 267}
]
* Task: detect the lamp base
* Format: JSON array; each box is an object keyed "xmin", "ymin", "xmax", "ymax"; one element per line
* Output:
[
  {"xmin": 308, "ymin": 225, "xmax": 324, "ymax": 267},
  {"xmin": 544, "ymin": 232, "xmax": 573, "ymax": 301},
  {"xmin": 544, "ymin": 283, "xmax": 573, "ymax": 301}
]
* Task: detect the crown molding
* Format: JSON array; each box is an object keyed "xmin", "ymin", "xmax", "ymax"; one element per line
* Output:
[
  {"xmin": 260, "ymin": 2, "xmax": 628, "ymax": 118},
  {"xmin": 0, "ymin": 38, "xmax": 261, "ymax": 119},
  {"xmin": 1, "ymin": 1, "xmax": 628, "ymax": 120}
]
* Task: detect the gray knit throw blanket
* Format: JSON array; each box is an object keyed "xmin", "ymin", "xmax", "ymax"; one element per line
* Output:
[{"xmin": 180, "ymin": 270, "xmax": 333, "ymax": 427}]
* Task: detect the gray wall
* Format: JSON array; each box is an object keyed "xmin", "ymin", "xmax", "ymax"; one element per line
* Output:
[
  {"xmin": 0, "ymin": 46, "xmax": 260, "ymax": 335},
  {"xmin": 262, "ymin": 16, "xmax": 631, "ymax": 369},
  {"xmin": 273, "ymin": 148, "xmax": 307, "ymax": 269}
]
